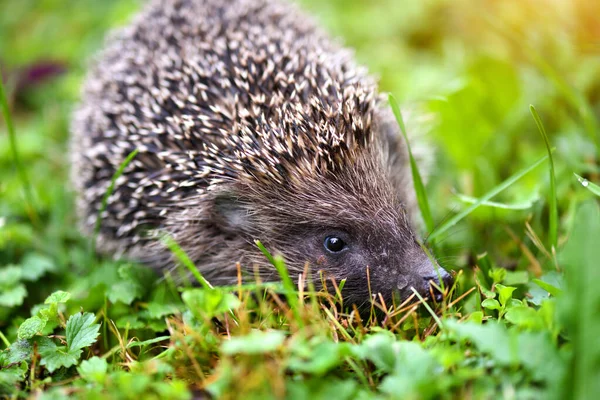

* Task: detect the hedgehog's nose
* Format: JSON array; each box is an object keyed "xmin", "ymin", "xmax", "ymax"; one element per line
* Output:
[{"xmin": 422, "ymin": 270, "xmax": 453, "ymax": 302}]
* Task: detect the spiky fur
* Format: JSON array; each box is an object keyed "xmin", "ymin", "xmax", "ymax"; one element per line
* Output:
[{"xmin": 72, "ymin": 0, "xmax": 447, "ymax": 306}]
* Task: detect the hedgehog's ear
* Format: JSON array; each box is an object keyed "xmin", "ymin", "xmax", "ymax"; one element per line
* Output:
[{"xmin": 211, "ymin": 192, "xmax": 251, "ymax": 234}]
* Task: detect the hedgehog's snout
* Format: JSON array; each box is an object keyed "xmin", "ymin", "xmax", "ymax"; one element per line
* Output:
[
  {"xmin": 396, "ymin": 258, "xmax": 453, "ymax": 303},
  {"xmin": 420, "ymin": 269, "xmax": 453, "ymax": 302}
]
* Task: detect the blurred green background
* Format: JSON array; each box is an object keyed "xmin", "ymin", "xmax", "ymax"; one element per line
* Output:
[{"xmin": 1, "ymin": 0, "xmax": 599, "ymax": 299}]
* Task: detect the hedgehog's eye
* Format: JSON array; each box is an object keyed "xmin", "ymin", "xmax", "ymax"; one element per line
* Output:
[{"xmin": 324, "ymin": 236, "xmax": 346, "ymax": 253}]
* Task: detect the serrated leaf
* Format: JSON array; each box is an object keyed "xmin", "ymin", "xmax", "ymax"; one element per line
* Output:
[
  {"xmin": 17, "ymin": 316, "xmax": 46, "ymax": 340},
  {"xmin": 38, "ymin": 304, "xmax": 59, "ymax": 324},
  {"xmin": 66, "ymin": 312, "xmax": 100, "ymax": 353},
  {"xmin": 3, "ymin": 340, "xmax": 32, "ymax": 366},
  {"xmin": 37, "ymin": 337, "xmax": 79, "ymax": 373},
  {"xmin": 45, "ymin": 290, "xmax": 71, "ymax": 304}
]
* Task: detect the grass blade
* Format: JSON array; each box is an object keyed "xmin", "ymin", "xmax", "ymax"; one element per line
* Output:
[
  {"xmin": 428, "ymin": 153, "xmax": 550, "ymax": 241},
  {"xmin": 559, "ymin": 201, "xmax": 600, "ymax": 399},
  {"xmin": 388, "ymin": 94, "xmax": 435, "ymax": 234},
  {"xmin": 455, "ymin": 192, "xmax": 537, "ymax": 210},
  {"xmin": 574, "ymin": 173, "xmax": 600, "ymax": 197},
  {"xmin": 530, "ymin": 105, "xmax": 558, "ymax": 250},
  {"xmin": 162, "ymin": 235, "xmax": 213, "ymax": 290},
  {"xmin": 91, "ymin": 149, "xmax": 139, "ymax": 256},
  {"xmin": 255, "ymin": 240, "xmax": 302, "ymax": 323},
  {"xmin": 0, "ymin": 69, "xmax": 38, "ymax": 222}
]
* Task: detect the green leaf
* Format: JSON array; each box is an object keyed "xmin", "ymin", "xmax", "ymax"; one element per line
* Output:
[
  {"xmin": 379, "ymin": 342, "xmax": 442, "ymax": 399},
  {"xmin": 467, "ymin": 311, "xmax": 484, "ymax": 324},
  {"xmin": 143, "ymin": 303, "xmax": 180, "ymax": 319},
  {"xmin": 182, "ymin": 288, "xmax": 240, "ymax": 319},
  {"xmin": 481, "ymin": 298, "xmax": 501, "ymax": 311},
  {"xmin": 107, "ymin": 280, "xmax": 140, "ymax": 305},
  {"xmin": 429, "ymin": 153, "xmax": 549, "ymax": 241},
  {"xmin": 574, "ymin": 173, "xmax": 600, "ymax": 197},
  {"xmin": 352, "ymin": 332, "xmax": 397, "ymax": 373},
  {"xmin": 0, "ymin": 284, "xmax": 27, "ymax": 308},
  {"xmin": 287, "ymin": 339, "xmax": 348, "ymax": 376},
  {"xmin": 3, "ymin": 340, "xmax": 32, "ymax": 366},
  {"xmin": 532, "ymin": 279, "xmax": 563, "ymax": 297},
  {"xmin": 0, "ymin": 362, "xmax": 27, "ymax": 396},
  {"xmin": 489, "ymin": 268, "xmax": 507, "ymax": 284},
  {"xmin": 78, "ymin": 356, "xmax": 108, "ymax": 383},
  {"xmin": 529, "ymin": 272, "xmax": 563, "ymax": 306},
  {"xmin": 389, "ymin": 93, "xmax": 434, "ymax": 234},
  {"xmin": 66, "ymin": 312, "xmax": 101, "ymax": 353},
  {"xmin": 115, "ymin": 315, "xmax": 145, "ymax": 330},
  {"xmin": 0, "ymin": 266, "xmax": 22, "ymax": 288},
  {"xmin": 505, "ymin": 306, "xmax": 544, "ymax": 330},
  {"xmin": 17, "ymin": 316, "xmax": 46, "ymax": 340},
  {"xmin": 503, "ymin": 270, "xmax": 530, "ymax": 286},
  {"xmin": 37, "ymin": 337, "xmax": 79, "ymax": 373},
  {"xmin": 19, "ymin": 253, "xmax": 55, "ymax": 281},
  {"xmin": 221, "ymin": 330, "xmax": 285, "ymax": 355},
  {"xmin": 107, "ymin": 264, "xmax": 156, "ymax": 305},
  {"xmin": 45, "ymin": 290, "xmax": 71, "ymax": 304},
  {"xmin": 496, "ymin": 284, "xmax": 516, "ymax": 307},
  {"xmin": 286, "ymin": 377, "xmax": 358, "ymax": 400},
  {"xmin": 447, "ymin": 320, "xmax": 563, "ymax": 386}
]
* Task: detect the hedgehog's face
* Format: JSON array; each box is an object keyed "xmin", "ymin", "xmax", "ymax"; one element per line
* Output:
[
  {"xmin": 288, "ymin": 221, "xmax": 453, "ymax": 310},
  {"xmin": 213, "ymin": 187, "xmax": 451, "ymax": 309}
]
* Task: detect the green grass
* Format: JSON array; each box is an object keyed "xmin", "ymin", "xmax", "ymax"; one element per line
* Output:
[{"xmin": 1, "ymin": 0, "xmax": 600, "ymax": 399}]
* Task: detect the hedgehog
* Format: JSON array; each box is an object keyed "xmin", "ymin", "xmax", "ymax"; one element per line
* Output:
[{"xmin": 71, "ymin": 0, "xmax": 452, "ymax": 309}]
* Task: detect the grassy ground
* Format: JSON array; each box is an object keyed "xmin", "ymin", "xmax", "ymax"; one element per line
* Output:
[{"xmin": 1, "ymin": 0, "xmax": 599, "ymax": 398}]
